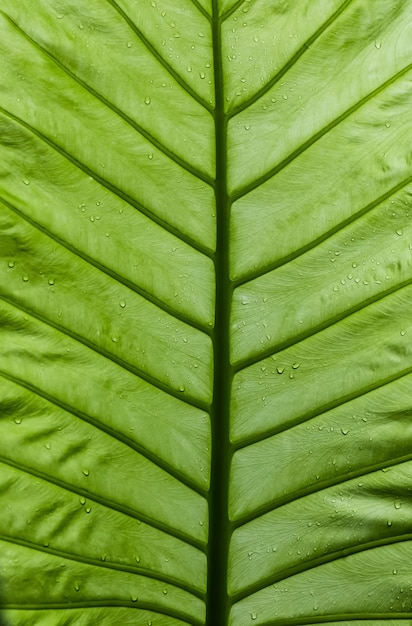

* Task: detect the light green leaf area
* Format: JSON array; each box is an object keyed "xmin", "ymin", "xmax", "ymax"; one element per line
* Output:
[{"xmin": 1, "ymin": 0, "xmax": 412, "ymax": 625}]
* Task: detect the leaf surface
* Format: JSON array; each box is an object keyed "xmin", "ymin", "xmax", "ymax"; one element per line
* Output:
[{"xmin": 1, "ymin": 1, "xmax": 412, "ymax": 624}]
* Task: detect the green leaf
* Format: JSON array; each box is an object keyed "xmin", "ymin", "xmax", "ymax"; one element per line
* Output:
[{"xmin": 1, "ymin": 1, "xmax": 412, "ymax": 624}]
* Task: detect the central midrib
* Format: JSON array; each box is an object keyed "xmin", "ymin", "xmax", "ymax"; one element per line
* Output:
[{"xmin": 207, "ymin": 2, "xmax": 233, "ymax": 625}]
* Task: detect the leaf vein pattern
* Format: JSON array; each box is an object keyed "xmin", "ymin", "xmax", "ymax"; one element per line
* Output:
[
  {"xmin": 234, "ymin": 454, "xmax": 412, "ymax": 528},
  {"xmin": 0, "ymin": 11, "xmax": 214, "ymax": 187},
  {"xmin": 207, "ymin": 1, "xmax": 232, "ymax": 625},
  {"xmin": 231, "ymin": 535, "xmax": 412, "ymax": 604},
  {"xmin": 0, "ymin": 370, "xmax": 207, "ymax": 497},
  {"xmin": 2, "ymin": 197, "xmax": 212, "ymax": 336},
  {"xmin": 234, "ymin": 175, "xmax": 412, "ymax": 286},
  {"xmin": 235, "ymin": 366, "xmax": 412, "ymax": 450},
  {"xmin": 233, "ymin": 62, "xmax": 412, "ymax": 201},
  {"xmin": 2, "ymin": 601, "xmax": 203, "ymax": 625},
  {"xmin": 0, "ymin": 457, "xmax": 203, "ymax": 551},
  {"xmin": 0, "ymin": 106, "xmax": 212, "ymax": 258},
  {"xmin": 228, "ymin": 0, "xmax": 354, "ymax": 118},
  {"xmin": 221, "ymin": 0, "xmax": 252, "ymax": 22},
  {"xmin": 0, "ymin": 534, "xmax": 204, "ymax": 598},
  {"xmin": 105, "ymin": 0, "xmax": 213, "ymax": 113},
  {"xmin": 252, "ymin": 613, "xmax": 412, "ymax": 626},
  {"xmin": 190, "ymin": 0, "xmax": 212, "ymax": 21},
  {"xmin": 234, "ymin": 280, "xmax": 412, "ymax": 373},
  {"xmin": 0, "ymin": 296, "xmax": 209, "ymax": 413}
]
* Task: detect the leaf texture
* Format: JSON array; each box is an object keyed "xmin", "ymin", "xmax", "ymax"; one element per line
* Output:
[{"xmin": 1, "ymin": 1, "xmax": 412, "ymax": 625}]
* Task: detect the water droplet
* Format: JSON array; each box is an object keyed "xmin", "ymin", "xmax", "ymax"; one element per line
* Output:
[
  {"xmin": 187, "ymin": 65, "xmax": 192, "ymax": 72},
  {"xmin": 80, "ymin": 497, "xmax": 86, "ymax": 505},
  {"xmin": 23, "ymin": 178, "xmax": 30, "ymax": 185},
  {"xmin": 199, "ymin": 71, "xmax": 206, "ymax": 79},
  {"xmin": 251, "ymin": 613, "xmax": 257, "ymax": 621},
  {"xmin": 127, "ymin": 42, "xmax": 132, "ymax": 48},
  {"xmin": 131, "ymin": 594, "xmax": 138, "ymax": 602},
  {"xmin": 74, "ymin": 582, "xmax": 80, "ymax": 591},
  {"xmin": 111, "ymin": 336, "xmax": 118, "ymax": 343},
  {"xmin": 341, "ymin": 428, "xmax": 349, "ymax": 435},
  {"xmin": 48, "ymin": 278, "xmax": 55, "ymax": 285},
  {"xmin": 22, "ymin": 275, "xmax": 29, "ymax": 282},
  {"xmin": 148, "ymin": 153, "xmax": 153, "ymax": 160},
  {"xmin": 144, "ymin": 96, "xmax": 151, "ymax": 105},
  {"xmin": 244, "ymin": 124, "xmax": 251, "ymax": 131},
  {"xmin": 396, "ymin": 228, "xmax": 403, "ymax": 236},
  {"xmin": 394, "ymin": 501, "xmax": 401, "ymax": 509},
  {"xmin": 82, "ymin": 468, "xmax": 89, "ymax": 476},
  {"xmin": 135, "ymin": 555, "xmax": 140, "ymax": 563},
  {"xmin": 400, "ymin": 329, "xmax": 406, "ymax": 336},
  {"xmin": 276, "ymin": 366, "xmax": 284, "ymax": 374},
  {"xmin": 101, "ymin": 554, "xmax": 106, "ymax": 561},
  {"xmin": 85, "ymin": 506, "xmax": 91, "ymax": 513},
  {"xmin": 253, "ymin": 35, "xmax": 259, "ymax": 43},
  {"xmin": 162, "ymin": 588, "xmax": 168, "ymax": 594},
  {"xmin": 119, "ymin": 300, "xmax": 126, "ymax": 308},
  {"xmin": 387, "ymin": 519, "xmax": 392, "ymax": 526},
  {"xmin": 8, "ymin": 261, "xmax": 15, "ymax": 268},
  {"xmin": 179, "ymin": 385, "xmax": 185, "ymax": 392},
  {"xmin": 385, "ymin": 122, "xmax": 391, "ymax": 128},
  {"xmin": 292, "ymin": 362, "xmax": 300, "ymax": 369},
  {"xmin": 14, "ymin": 417, "xmax": 22, "ymax": 425},
  {"xmin": 374, "ymin": 40, "xmax": 382, "ymax": 49}
]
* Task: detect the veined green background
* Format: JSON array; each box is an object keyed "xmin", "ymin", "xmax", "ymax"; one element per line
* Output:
[{"xmin": 1, "ymin": 0, "xmax": 412, "ymax": 624}]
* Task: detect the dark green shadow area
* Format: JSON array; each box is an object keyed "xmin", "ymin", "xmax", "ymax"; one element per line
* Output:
[{"xmin": 0, "ymin": 593, "xmax": 9, "ymax": 626}]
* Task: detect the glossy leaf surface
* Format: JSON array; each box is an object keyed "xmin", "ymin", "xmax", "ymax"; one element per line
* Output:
[{"xmin": 1, "ymin": 1, "xmax": 412, "ymax": 624}]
